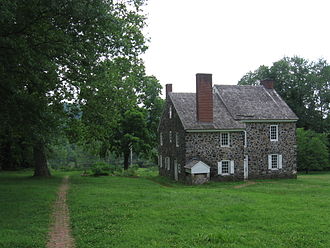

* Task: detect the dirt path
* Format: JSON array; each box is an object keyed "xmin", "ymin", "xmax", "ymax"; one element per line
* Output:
[
  {"xmin": 47, "ymin": 176, "xmax": 75, "ymax": 248},
  {"xmin": 234, "ymin": 181, "xmax": 257, "ymax": 188}
]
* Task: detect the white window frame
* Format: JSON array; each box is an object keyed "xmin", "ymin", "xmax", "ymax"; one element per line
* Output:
[
  {"xmin": 169, "ymin": 131, "xmax": 172, "ymax": 143},
  {"xmin": 160, "ymin": 132, "xmax": 163, "ymax": 146},
  {"xmin": 270, "ymin": 125, "xmax": 278, "ymax": 141},
  {"xmin": 244, "ymin": 131, "xmax": 247, "ymax": 147},
  {"xmin": 218, "ymin": 160, "xmax": 235, "ymax": 175},
  {"xmin": 169, "ymin": 105, "xmax": 172, "ymax": 119},
  {"xmin": 220, "ymin": 133, "xmax": 230, "ymax": 147},
  {"xmin": 175, "ymin": 132, "xmax": 179, "ymax": 147},
  {"xmin": 268, "ymin": 154, "xmax": 282, "ymax": 170}
]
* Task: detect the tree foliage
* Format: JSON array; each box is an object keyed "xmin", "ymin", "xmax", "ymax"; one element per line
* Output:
[
  {"xmin": 238, "ymin": 56, "xmax": 330, "ymax": 132},
  {"xmin": 0, "ymin": 0, "xmax": 150, "ymax": 176},
  {"xmin": 296, "ymin": 128, "xmax": 329, "ymax": 173}
]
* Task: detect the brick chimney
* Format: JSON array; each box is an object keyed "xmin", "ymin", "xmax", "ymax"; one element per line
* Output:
[
  {"xmin": 196, "ymin": 73, "xmax": 213, "ymax": 122},
  {"xmin": 166, "ymin": 84, "xmax": 172, "ymax": 99},
  {"xmin": 260, "ymin": 79, "xmax": 275, "ymax": 89}
]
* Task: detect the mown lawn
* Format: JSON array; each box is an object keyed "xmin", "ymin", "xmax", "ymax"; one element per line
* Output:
[
  {"xmin": 0, "ymin": 171, "xmax": 63, "ymax": 248},
  {"xmin": 68, "ymin": 172, "xmax": 330, "ymax": 248}
]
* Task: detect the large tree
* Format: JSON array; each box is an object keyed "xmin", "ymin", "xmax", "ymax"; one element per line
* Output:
[
  {"xmin": 0, "ymin": 0, "xmax": 148, "ymax": 176},
  {"xmin": 238, "ymin": 56, "xmax": 330, "ymax": 132}
]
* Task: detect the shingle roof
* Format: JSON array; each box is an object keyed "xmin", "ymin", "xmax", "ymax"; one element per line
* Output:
[
  {"xmin": 214, "ymin": 85, "xmax": 298, "ymax": 121},
  {"xmin": 169, "ymin": 92, "xmax": 245, "ymax": 130},
  {"xmin": 169, "ymin": 85, "xmax": 298, "ymax": 130}
]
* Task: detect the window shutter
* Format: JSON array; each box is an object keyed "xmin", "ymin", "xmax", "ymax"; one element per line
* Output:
[
  {"xmin": 268, "ymin": 155, "xmax": 272, "ymax": 170},
  {"xmin": 218, "ymin": 162, "xmax": 222, "ymax": 175},
  {"xmin": 279, "ymin": 154, "xmax": 283, "ymax": 169},
  {"xmin": 230, "ymin": 160, "xmax": 235, "ymax": 174}
]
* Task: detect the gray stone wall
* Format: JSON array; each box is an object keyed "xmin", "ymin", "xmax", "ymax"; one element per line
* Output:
[
  {"xmin": 185, "ymin": 131, "xmax": 245, "ymax": 181},
  {"xmin": 158, "ymin": 100, "xmax": 297, "ymax": 182},
  {"xmin": 245, "ymin": 122, "xmax": 297, "ymax": 179},
  {"xmin": 158, "ymin": 99, "xmax": 186, "ymax": 181}
]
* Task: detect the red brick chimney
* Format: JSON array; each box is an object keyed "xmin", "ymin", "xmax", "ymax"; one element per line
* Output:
[
  {"xmin": 166, "ymin": 84, "xmax": 172, "ymax": 99},
  {"xmin": 260, "ymin": 79, "xmax": 274, "ymax": 89},
  {"xmin": 196, "ymin": 73, "xmax": 213, "ymax": 122}
]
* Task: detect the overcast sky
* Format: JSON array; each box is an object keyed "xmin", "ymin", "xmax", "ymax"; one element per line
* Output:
[{"xmin": 141, "ymin": 0, "xmax": 330, "ymax": 96}]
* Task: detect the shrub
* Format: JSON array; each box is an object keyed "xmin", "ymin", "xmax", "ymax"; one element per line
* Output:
[
  {"xmin": 90, "ymin": 162, "xmax": 117, "ymax": 176},
  {"xmin": 297, "ymin": 128, "xmax": 329, "ymax": 173}
]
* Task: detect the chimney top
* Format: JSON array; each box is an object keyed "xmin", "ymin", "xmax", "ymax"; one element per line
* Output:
[
  {"xmin": 196, "ymin": 73, "xmax": 213, "ymax": 123},
  {"xmin": 165, "ymin": 84, "xmax": 172, "ymax": 99},
  {"xmin": 260, "ymin": 79, "xmax": 275, "ymax": 89}
]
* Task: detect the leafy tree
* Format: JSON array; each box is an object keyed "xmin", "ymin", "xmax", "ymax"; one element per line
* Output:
[
  {"xmin": 238, "ymin": 56, "xmax": 330, "ymax": 132},
  {"xmin": 296, "ymin": 128, "xmax": 329, "ymax": 173},
  {"xmin": 0, "ymin": 0, "xmax": 148, "ymax": 176}
]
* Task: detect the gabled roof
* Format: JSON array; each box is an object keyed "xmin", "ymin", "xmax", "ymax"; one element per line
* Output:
[
  {"xmin": 214, "ymin": 85, "xmax": 298, "ymax": 121},
  {"xmin": 169, "ymin": 85, "xmax": 298, "ymax": 130},
  {"xmin": 169, "ymin": 92, "xmax": 245, "ymax": 130},
  {"xmin": 184, "ymin": 159, "xmax": 210, "ymax": 174}
]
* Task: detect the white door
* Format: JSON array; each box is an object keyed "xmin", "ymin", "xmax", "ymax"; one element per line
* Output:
[
  {"xmin": 174, "ymin": 160, "xmax": 178, "ymax": 181},
  {"xmin": 244, "ymin": 155, "xmax": 248, "ymax": 180}
]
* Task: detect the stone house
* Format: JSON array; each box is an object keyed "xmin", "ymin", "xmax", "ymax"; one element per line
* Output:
[{"xmin": 158, "ymin": 73, "xmax": 298, "ymax": 184}]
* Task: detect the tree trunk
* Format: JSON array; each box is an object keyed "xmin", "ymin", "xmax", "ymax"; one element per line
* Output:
[
  {"xmin": 123, "ymin": 151, "xmax": 129, "ymax": 170},
  {"xmin": 33, "ymin": 142, "xmax": 51, "ymax": 177}
]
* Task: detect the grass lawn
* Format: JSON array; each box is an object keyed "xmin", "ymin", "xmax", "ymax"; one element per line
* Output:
[
  {"xmin": 0, "ymin": 170, "xmax": 63, "ymax": 248},
  {"xmin": 68, "ymin": 171, "xmax": 330, "ymax": 248}
]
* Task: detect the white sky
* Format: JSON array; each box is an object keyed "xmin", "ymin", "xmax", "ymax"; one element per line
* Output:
[{"xmin": 141, "ymin": 0, "xmax": 330, "ymax": 96}]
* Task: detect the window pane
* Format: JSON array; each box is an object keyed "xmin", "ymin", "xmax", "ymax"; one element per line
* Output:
[
  {"xmin": 222, "ymin": 161, "xmax": 229, "ymax": 174},
  {"xmin": 221, "ymin": 133, "xmax": 229, "ymax": 146},
  {"xmin": 271, "ymin": 154, "xmax": 278, "ymax": 168}
]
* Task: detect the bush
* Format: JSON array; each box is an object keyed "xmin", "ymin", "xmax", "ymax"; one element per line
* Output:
[
  {"xmin": 90, "ymin": 162, "xmax": 118, "ymax": 176},
  {"xmin": 114, "ymin": 166, "xmax": 138, "ymax": 177},
  {"xmin": 297, "ymin": 128, "xmax": 329, "ymax": 173}
]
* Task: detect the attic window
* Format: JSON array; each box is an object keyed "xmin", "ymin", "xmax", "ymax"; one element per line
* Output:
[
  {"xmin": 169, "ymin": 105, "xmax": 172, "ymax": 119},
  {"xmin": 220, "ymin": 133, "xmax": 230, "ymax": 147}
]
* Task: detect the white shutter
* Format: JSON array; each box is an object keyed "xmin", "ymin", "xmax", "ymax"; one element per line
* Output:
[
  {"xmin": 279, "ymin": 154, "xmax": 283, "ymax": 169},
  {"xmin": 218, "ymin": 162, "xmax": 222, "ymax": 175},
  {"xmin": 268, "ymin": 155, "xmax": 272, "ymax": 170},
  {"xmin": 230, "ymin": 160, "xmax": 235, "ymax": 174}
]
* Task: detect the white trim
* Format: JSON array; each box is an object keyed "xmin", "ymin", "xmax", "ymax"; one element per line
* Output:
[
  {"xmin": 270, "ymin": 125, "xmax": 278, "ymax": 142},
  {"xmin": 186, "ymin": 129, "xmax": 245, "ymax": 133},
  {"xmin": 244, "ymin": 131, "xmax": 247, "ymax": 147},
  {"xmin": 268, "ymin": 154, "xmax": 280, "ymax": 170},
  {"xmin": 169, "ymin": 105, "xmax": 172, "ymax": 119},
  {"xmin": 159, "ymin": 155, "xmax": 162, "ymax": 168},
  {"xmin": 241, "ymin": 119, "xmax": 297, "ymax": 123},
  {"xmin": 230, "ymin": 160, "xmax": 235, "ymax": 174},
  {"xmin": 174, "ymin": 159, "xmax": 178, "ymax": 181},
  {"xmin": 279, "ymin": 154, "xmax": 283, "ymax": 169},
  {"xmin": 175, "ymin": 132, "xmax": 179, "ymax": 147},
  {"xmin": 218, "ymin": 160, "xmax": 231, "ymax": 175},
  {"xmin": 220, "ymin": 133, "xmax": 230, "ymax": 147},
  {"xmin": 160, "ymin": 132, "xmax": 163, "ymax": 146}
]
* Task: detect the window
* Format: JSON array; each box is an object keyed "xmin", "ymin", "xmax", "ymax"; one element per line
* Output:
[
  {"xmin": 165, "ymin": 157, "xmax": 170, "ymax": 170},
  {"xmin": 270, "ymin": 125, "xmax": 278, "ymax": 141},
  {"xmin": 169, "ymin": 131, "xmax": 172, "ymax": 143},
  {"xmin": 178, "ymin": 164, "xmax": 181, "ymax": 173},
  {"xmin": 175, "ymin": 132, "xmax": 179, "ymax": 147},
  {"xmin": 244, "ymin": 131, "xmax": 247, "ymax": 147},
  {"xmin": 218, "ymin": 160, "xmax": 234, "ymax": 175},
  {"xmin": 160, "ymin": 132, "xmax": 163, "ymax": 146},
  {"xmin": 169, "ymin": 105, "xmax": 172, "ymax": 119},
  {"xmin": 159, "ymin": 155, "xmax": 162, "ymax": 168},
  {"xmin": 268, "ymin": 154, "xmax": 282, "ymax": 170},
  {"xmin": 221, "ymin": 133, "xmax": 230, "ymax": 147}
]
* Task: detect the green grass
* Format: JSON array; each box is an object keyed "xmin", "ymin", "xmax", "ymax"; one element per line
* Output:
[
  {"xmin": 1, "ymin": 170, "xmax": 330, "ymax": 247},
  {"xmin": 0, "ymin": 170, "xmax": 63, "ymax": 248},
  {"xmin": 68, "ymin": 172, "xmax": 330, "ymax": 248}
]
